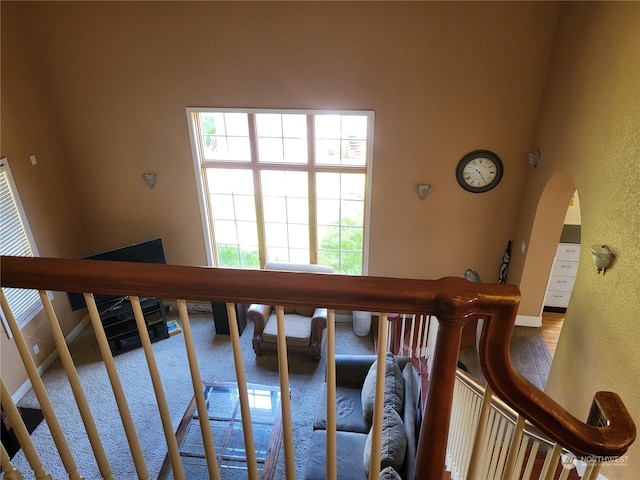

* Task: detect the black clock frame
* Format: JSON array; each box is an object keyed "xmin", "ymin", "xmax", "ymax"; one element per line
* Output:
[{"xmin": 456, "ymin": 150, "xmax": 503, "ymax": 193}]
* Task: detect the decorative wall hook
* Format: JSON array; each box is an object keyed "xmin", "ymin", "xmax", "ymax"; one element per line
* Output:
[
  {"xmin": 142, "ymin": 173, "xmax": 156, "ymax": 189},
  {"xmin": 417, "ymin": 184, "xmax": 431, "ymax": 200},
  {"xmin": 591, "ymin": 244, "xmax": 614, "ymax": 274},
  {"xmin": 528, "ymin": 150, "xmax": 541, "ymax": 170}
]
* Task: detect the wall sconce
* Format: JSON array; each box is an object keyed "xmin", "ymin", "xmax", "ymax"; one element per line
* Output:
[
  {"xmin": 591, "ymin": 244, "xmax": 614, "ymax": 274},
  {"xmin": 142, "ymin": 173, "xmax": 156, "ymax": 189},
  {"xmin": 417, "ymin": 184, "xmax": 431, "ymax": 200},
  {"xmin": 463, "ymin": 268, "xmax": 481, "ymax": 282},
  {"xmin": 528, "ymin": 150, "xmax": 541, "ymax": 170}
]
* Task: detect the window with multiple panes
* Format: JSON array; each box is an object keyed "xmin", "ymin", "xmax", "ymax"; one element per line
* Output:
[
  {"xmin": 188, "ymin": 109, "xmax": 373, "ymax": 275},
  {"xmin": 1, "ymin": 158, "xmax": 46, "ymax": 337}
]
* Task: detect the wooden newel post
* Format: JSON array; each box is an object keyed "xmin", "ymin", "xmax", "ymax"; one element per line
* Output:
[{"xmin": 413, "ymin": 313, "xmax": 467, "ymax": 480}]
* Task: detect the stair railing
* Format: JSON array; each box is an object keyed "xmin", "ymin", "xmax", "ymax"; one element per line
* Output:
[
  {"xmin": 382, "ymin": 313, "xmax": 439, "ymax": 412},
  {"xmin": 447, "ymin": 367, "xmax": 617, "ymax": 480},
  {"xmin": 478, "ymin": 311, "xmax": 635, "ymax": 460},
  {"xmin": 1, "ymin": 255, "xmax": 636, "ymax": 480}
]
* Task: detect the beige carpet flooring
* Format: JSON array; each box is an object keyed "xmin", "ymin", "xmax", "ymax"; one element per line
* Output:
[{"xmin": 10, "ymin": 312, "xmax": 374, "ymax": 480}]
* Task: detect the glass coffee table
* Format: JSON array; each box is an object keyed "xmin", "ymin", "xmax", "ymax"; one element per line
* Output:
[{"xmin": 158, "ymin": 382, "xmax": 283, "ymax": 480}]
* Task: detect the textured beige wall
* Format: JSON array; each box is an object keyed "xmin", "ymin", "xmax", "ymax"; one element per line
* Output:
[
  {"xmin": 513, "ymin": 3, "xmax": 640, "ymax": 478},
  {"xmin": 1, "ymin": 6, "xmax": 88, "ymax": 393},
  {"xmin": 2, "ymin": 0, "xmax": 558, "ymax": 395},
  {"xmin": 7, "ymin": 1, "xmax": 557, "ymax": 279}
]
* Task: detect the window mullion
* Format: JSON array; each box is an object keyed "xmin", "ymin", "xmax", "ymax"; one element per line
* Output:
[
  {"xmin": 248, "ymin": 114, "xmax": 267, "ymax": 268},
  {"xmin": 307, "ymin": 115, "xmax": 318, "ymax": 264},
  {"xmin": 194, "ymin": 114, "xmax": 220, "ymax": 265},
  {"xmin": 201, "ymin": 166, "xmax": 220, "ymax": 266}
]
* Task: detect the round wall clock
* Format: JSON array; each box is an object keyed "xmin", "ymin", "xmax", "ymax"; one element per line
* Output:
[{"xmin": 456, "ymin": 150, "xmax": 503, "ymax": 193}]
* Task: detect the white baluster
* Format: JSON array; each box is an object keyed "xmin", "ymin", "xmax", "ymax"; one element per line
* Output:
[
  {"xmin": 177, "ymin": 299, "xmax": 220, "ymax": 480},
  {"xmin": 84, "ymin": 294, "xmax": 148, "ymax": 480},
  {"xmin": 130, "ymin": 296, "xmax": 184, "ymax": 480},
  {"xmin": 274, "ymin": 306, "xmax": 295, "ymax": 480},
  {"xmin": 416, "ymin": 315, "xmax": 424, "ymax": 361},
  {"xmin": 521, "ymin": 441, "xmax": 540, "ymax": 480},
  {"xmin": 408, "ymin": 314, "xmax": 416, "ymax": 358},
  {"xmin": 325, "ymin": 309, "xmax": 337, "ymax": 480},
  {"xmin": 399, "ymin": 314, "xmax": 407, "ymax": 355}
]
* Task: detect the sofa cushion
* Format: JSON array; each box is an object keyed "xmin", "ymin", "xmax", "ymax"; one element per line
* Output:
[
  {"xmin": 380, "ymin": 466, "xmax": 402, "ymax": 480},
  {"xmin": 265, "ymin": 261, "xmax": 333, "ymax": 274},
  {"xmin": 264, "ymin": 262, "xmax": 332, "ymax": 319},
  {"xmin": 304, "ymin": 430, "xmax": 368, "ymax": 480},
  {"xmin": 313, "ymin": 384, "xmax": 370, "ymax": 434},
  {"xmin": 263, "ymin": 312, "xmax": 311, "ymax": 346},
  {"xmin": 283, "ymin": 305, "xmax": 316, "ymax": 316},
  {"xmin": 361, "ymin": 352, "xmax": 404, "ymax": 425},
  {"xmin": 401, "ymin": 363, "xmax": 419, "ymax": 480},
  {"xmin": 363, "ymin": 405, "xmax": 407, "ymax": 475}
]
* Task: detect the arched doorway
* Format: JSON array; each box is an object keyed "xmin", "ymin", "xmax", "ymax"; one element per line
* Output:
[
  {"xmin": 517, "ymin": 172, "xmax": 580, "ymax": 357},
  {"xmin": 540, "ymin": 189, "xmax": 580, "ymax": 356}
]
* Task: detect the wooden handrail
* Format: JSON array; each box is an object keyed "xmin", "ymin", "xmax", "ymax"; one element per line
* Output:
[
  {"xmin": 2, "ymin": 255, "xmax": 635, "ymax": 475},
  {"xmin": 478, "ymin": 310, "xmax": 636, "ymax": 458},
  {"xmin": 0, "ymin": 256, "xmax": 517, "ymax": 315}
]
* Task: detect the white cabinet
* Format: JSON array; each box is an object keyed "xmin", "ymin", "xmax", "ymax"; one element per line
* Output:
[
  {"xmin": 544, "ymin": 243, "xmax": 580, "ymax": 309},
  {"xmin": 555, "ymin": 243, "xmax": 580, "ymax": 261}
]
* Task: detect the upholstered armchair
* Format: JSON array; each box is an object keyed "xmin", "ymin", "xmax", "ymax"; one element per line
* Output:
[{"xmin": 247, "ymin": 262, "xmax": 333, "ymax": 362}]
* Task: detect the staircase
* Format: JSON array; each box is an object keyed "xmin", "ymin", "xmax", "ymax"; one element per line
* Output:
[
  {"xmin": 381, "ymin": 314, "xmax": 634, "ymax": 480},
  {"xmin": 447, "ymin": 368, "xmax": 589, "ymax": 480}
]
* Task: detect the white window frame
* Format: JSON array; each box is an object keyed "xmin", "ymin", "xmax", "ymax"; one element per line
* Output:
[
  {"xmin": 1, "ymin": 157, "xmax": 49, "ymax": 339},
  {"xmin": 186, "ymin": 108, "xmax": 373, "ymax": 274}
]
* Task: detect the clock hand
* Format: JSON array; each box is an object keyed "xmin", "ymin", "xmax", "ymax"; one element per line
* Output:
[{"xmin": 474, "ymin": 167, "xmax": 487, "ymax": 183}]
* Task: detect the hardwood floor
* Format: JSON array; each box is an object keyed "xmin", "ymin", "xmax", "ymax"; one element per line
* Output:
[
  {"xmin": 458, "ymin": 312, "xmax": 564, "ymax": 390},
  {"xmin": 541, "ymin": 311, "xmax": 564, "ymax": 358}
]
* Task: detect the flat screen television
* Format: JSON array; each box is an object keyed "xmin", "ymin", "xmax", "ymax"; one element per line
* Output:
[{"xmin": 66, "ymin": 238, "xmax": 166, "ymax": 311}]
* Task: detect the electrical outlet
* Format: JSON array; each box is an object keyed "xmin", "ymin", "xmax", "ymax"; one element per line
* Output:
[
  {"xmin": 30, "ymin": 155, "xmax": 38, "ymax": 166},
  {"xmin": 521, "ymin": 241, "xmax": 527, "ymax": 254},
  {"xmin": 33, "ymin": 344, "xmax": 40, "ymax": 355}
]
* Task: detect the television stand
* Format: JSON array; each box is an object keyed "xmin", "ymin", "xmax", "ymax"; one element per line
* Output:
[{"xmin": 99, "ymin": 297, "xmax": 169, "ymax": 355}]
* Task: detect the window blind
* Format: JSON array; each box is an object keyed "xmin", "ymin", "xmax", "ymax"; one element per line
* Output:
[{"xmin": 1, "ymin": 158, "xmax": 43, "ymax": 334}]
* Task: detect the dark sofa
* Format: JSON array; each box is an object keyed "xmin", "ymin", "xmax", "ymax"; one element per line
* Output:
[{"xmin": 304, "ymin": 353, "xmax": 421, "ymax": 480}]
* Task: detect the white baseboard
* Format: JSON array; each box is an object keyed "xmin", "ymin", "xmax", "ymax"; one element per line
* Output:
[
  {"xmin": 12, "ymin": 314, "xmax": 91, "ymax": 403},
  {"xmin": 515, "ymin": 314, "xmax": 542, "ymax": 327}
]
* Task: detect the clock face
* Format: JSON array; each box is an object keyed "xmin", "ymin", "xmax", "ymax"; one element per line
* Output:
[{"xmin": 456, "ymin": 150, "xmax": 503, "ymax": 193}]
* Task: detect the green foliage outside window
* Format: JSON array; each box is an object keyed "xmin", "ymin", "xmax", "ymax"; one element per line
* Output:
[
  {"xmin": 217, "ymin": 245, "xmax": 260, "ymax": 268},
  {"xmin": 202, "ymin": 115, "xmax": 216, "ymax": 149},
  {"xmin": 318, "ymin": 217, "xmax": 363, "ymax": 275},
  {"xmin": 216, "ymin": 216, "xmax": 362, "ymax": 274}
]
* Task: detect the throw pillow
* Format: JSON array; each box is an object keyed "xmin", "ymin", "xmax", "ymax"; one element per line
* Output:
[
  {"xmin": 363, "ymin": 405, "xmax": 407, "ymax": 475},
  {"xmin": 380, "ymin": 466, "xmax": 402, "ymax": 480},
  {"xmin": 401, "ymin": 363, "xmax": 418, "ymax": 479},
  {"xmin": 361, "ymin": 352, "xmax": 404, "ymax": 424}
]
